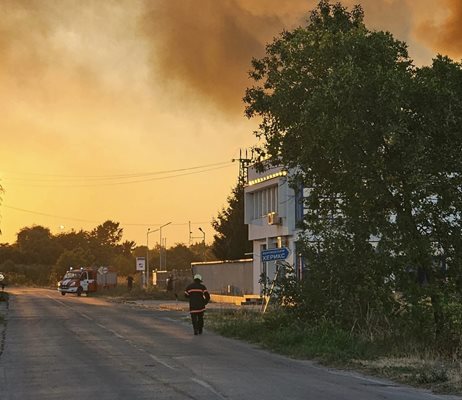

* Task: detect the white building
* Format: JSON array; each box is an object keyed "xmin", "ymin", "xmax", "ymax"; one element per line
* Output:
[{"xmin": 244, "ymin": 164, "xmax": 304, "ymax": 295}]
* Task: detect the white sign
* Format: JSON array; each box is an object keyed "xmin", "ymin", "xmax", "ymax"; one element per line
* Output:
[
  {"xmin": 97, "ymin": 266, "xmax": 109, "ymax": 275},
  {"xmin": 0, "ymin": 273, "xmax": 4, "ymax": 281},
  {"xmin": 136, "ymin": 257, "xmax": 146, "ymax": 272}
]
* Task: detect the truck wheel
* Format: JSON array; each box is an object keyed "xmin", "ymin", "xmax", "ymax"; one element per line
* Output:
[
  {"xmin": 61, "ymin": 292, "xmax": 66, "ymax": 296},
  {"xmin": 77, "ymin": 287, "xmax": 83, "ymax": 297}
]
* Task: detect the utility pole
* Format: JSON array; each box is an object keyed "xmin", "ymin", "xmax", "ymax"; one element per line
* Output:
[{"xmin": 233, "ymin": 148, "xmax": 252, "ymax": 186}]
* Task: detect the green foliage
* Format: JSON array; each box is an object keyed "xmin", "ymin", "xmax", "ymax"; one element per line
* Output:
[
  {"xmin": 211, "ymin": 182, "xmax": 252, "ymax": 260},
  {"xmin": 435, "ymin": 297, "xmax": 462, "ymax": 356},
  {"xmin": 416, "ymin": 365, "xmax": 449, "ymax": 385},
  {"xmin": 89, "ymin": 220, "xmax": 124, "ymax": 265},
  {"xmin": 16, "ymin": 226, "xmax": 63, "ymax": 265},
  {"xmin": 54, "ymin": 230, "xmax": 88, "ymax": 251},
  {"xmin": 209, "ymin": 309, "xmax": 375, "ymax": 362},
  {"xmin": 165, "ymin": 243, "xmax": 197, "ymax": 269},
  {"xmin": 111, "ymin": 254, "xmax": 134, "ymax": 276},
  {"xmin": 0, "ymin": 219, "xmax": 216, "ymax": 286},
  {"xmin": 263, "ymin": 254, "xmax": 396, "ymax": 339},
  {"xmin": 3, "ymin": 264, "xmax": 53, "ymax": 286}
]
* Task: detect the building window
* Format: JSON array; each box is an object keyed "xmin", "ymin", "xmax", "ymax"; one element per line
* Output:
[{"xmin": 252, "ymin": 185, "xmax": 278, "ymax": 219}]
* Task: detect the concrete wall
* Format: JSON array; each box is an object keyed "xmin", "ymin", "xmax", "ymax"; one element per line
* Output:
[
  {"xmin": 153, "ymin": 269, "xmax": 192, "ymax": 293},
  {"xmin": 191, "ymin": 259, "xmax": 254, "ymax": 295}
]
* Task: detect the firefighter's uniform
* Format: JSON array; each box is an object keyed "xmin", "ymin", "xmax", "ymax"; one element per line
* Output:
[{"xmin": 184, "ymin": 274, "xmax": 210, "ymax": 335}]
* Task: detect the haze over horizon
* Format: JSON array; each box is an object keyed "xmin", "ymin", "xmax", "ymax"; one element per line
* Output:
[{"xmin": 1, "ymin": 0, "xmax": 461, "ymax": 248}]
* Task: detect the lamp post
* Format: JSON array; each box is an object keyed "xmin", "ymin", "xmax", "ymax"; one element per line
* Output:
[
  {"xmin": 159, "ymin": 222, "xmax": 172, "ymax": 270},
  {"xmin": 198, "ymin": 227, "xmax": 206, "ymax": 261},
  {"xmin": 147, "ymin": 227, "xmax": 160, "ymax": 288}
]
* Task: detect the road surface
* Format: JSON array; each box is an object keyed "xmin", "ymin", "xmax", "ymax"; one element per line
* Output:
[{"xmin": 0, "ymin": 287, "xmax": 460, "ymax": 400}]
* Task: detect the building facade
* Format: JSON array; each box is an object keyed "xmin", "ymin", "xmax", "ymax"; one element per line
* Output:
[{"xmin": 244, "ymin": 164, "xmax": 303, "ymax": 295}]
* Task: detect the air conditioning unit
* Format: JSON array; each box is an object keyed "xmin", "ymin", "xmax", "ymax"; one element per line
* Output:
[{"xmin": 267, "ymin": 212, "xmax": 281, "ymax": 225}]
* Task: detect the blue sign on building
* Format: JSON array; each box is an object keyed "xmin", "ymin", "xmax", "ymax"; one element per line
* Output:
[{"xmin": 261, "ymin": 247, "xmax": 290, "ymax": 262}]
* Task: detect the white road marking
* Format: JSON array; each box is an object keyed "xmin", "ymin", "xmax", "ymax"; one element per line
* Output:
[
  {"xmin": 108, "ymin": 329, "xmax": 124, "ymax": 339},
  {"xmin": 80, "ymin": 313, "xmax": 92, "ymax": 321},
  {"xmin": 190, "ymin": 378, "xmax": 227, "ymax": 399},
  {"xmin": 149, "ymin": 354, "xmax": 175, "ymax": 370},
  {"xmin": 47, "ymin": 295, "xmax": 67, "ymax": 307},
  {"xmin": 48, "ymin": 292, "xmax": 178, "ymax": 374}
]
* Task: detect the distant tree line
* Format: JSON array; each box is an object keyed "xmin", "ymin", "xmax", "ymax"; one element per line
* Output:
[
  {"xmin": 0, "ymin": 221, "xmax": 215, "ymax": 286},
  {"xmin": 0, "ymin": 180, "xmax": 251, "ymax": 286}
]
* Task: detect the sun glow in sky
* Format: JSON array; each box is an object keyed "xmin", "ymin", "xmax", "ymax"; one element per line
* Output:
[{"xmin": 1, "ymin": 0, "xmax": 461, "ymax": 248}]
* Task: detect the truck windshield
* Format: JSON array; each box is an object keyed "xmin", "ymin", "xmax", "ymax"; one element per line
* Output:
[{"xmin": 63, "ymin": 272, "xmax": 81, "ymax": 279}]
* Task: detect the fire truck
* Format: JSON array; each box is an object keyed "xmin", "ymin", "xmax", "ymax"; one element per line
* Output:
[{"xmin": 57, "ymin": 267, "xmax": 117, "ymax": 296}]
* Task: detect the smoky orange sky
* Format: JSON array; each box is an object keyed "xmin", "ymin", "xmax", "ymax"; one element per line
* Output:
[{"xmin": 1, "ymin": 0, "xmax": 461, "ymax": 252}]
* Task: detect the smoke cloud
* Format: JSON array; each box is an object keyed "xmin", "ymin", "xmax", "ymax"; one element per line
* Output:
[
  {"xmin": 0, "ymin": 1, "xmax": 52, "ymax": 82},
  {"xmin": 140, "ymin": 0, "xmax": 308, "ymax": 114},
  {"xmin": 416, "ymin": 0, "xmax": 462, "ymax": 58},
  {"xmin": 139, "ymin": 0, "xmax": 428, "ymax": 114},
  {"xmin": 3, "ymin": 0, "xmax": 461, "ymax": 117}
]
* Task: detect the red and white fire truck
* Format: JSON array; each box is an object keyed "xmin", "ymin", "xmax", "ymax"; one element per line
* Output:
[{"xmin": 57, "ymin": 267, "xmax": 117, "ymax": 296}]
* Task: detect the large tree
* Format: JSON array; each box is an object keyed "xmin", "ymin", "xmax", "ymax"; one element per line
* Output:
[
  {"xmin": 16, "ymin": 225, "xmax": 63, "ymax": 265},
  {"xmin": 89, "ymin": 220, "xmax": 124, "ymax": 265},
  {"xmin": 212, "ymin": 182, "xmax": 252, "ymax": 260},
  {"xmin": 244, "ymin": 0, "xmax": 462, "ymax": 340}
]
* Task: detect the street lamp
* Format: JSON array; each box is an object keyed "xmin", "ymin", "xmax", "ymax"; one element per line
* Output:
[
  {"xmin": 159, "ymin": 222, "xmax": 172, "ymax": 270},
  {"xmin": 198, "ymin": 227, "xmax": 206, "ymax": 261},
  {"xmin": 147, "ymin": 227, "xmax": 160, "ymax": 288}
]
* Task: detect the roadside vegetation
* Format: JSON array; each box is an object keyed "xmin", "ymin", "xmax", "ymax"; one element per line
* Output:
[{"xmin": 222, "ymin": 0, "xmax": 462, "ymax": 395}]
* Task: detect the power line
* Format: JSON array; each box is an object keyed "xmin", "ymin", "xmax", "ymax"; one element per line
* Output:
[
  {"xmin": 2, "ymin": 204, "xmax": 212, "ymax": 227},
  {"xmin": 1, "ymin": 161, "xmax": 232, "ymax": 180},
  {"xmin": 0, "ymin": 162, "xmax": 235, "ymax": 188},
  {"xmin": 2, "ymin": 205, "xmax": 98, "ymax": 224}
]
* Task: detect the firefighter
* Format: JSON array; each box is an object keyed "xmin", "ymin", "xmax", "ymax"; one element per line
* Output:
[{"xmin": 184, "ymin": 274, "xmax": 210, "ymax": 335}]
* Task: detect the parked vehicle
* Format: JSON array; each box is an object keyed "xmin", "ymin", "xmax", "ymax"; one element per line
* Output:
[{"xmin": 57, "ymin": 267, "xmax": 117, "ymax": 296}]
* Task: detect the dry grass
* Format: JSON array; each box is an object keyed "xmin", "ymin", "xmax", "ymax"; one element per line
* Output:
[{"xmin": 351, "ymin": 356, "xmax": 462, "ymax": 394}]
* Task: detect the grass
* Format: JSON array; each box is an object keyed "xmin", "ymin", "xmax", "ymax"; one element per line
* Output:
[
  {"xmin": 353, "ymin": 356, "xmax": 462, "ymax": 394},
  {"xmin": 206, "ymin": 308, "xmax": 462, "ymax": 395}
]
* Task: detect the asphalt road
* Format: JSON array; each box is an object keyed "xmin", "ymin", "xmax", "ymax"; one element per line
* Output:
[{"xmin": 0, "ymin": 287, "xmax": 460, "ymax": 400}]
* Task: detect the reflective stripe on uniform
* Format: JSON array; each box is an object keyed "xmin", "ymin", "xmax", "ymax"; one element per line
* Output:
[{"xmin": 190, "ymin": 308, "xmax": 206, "ymax": 313}]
